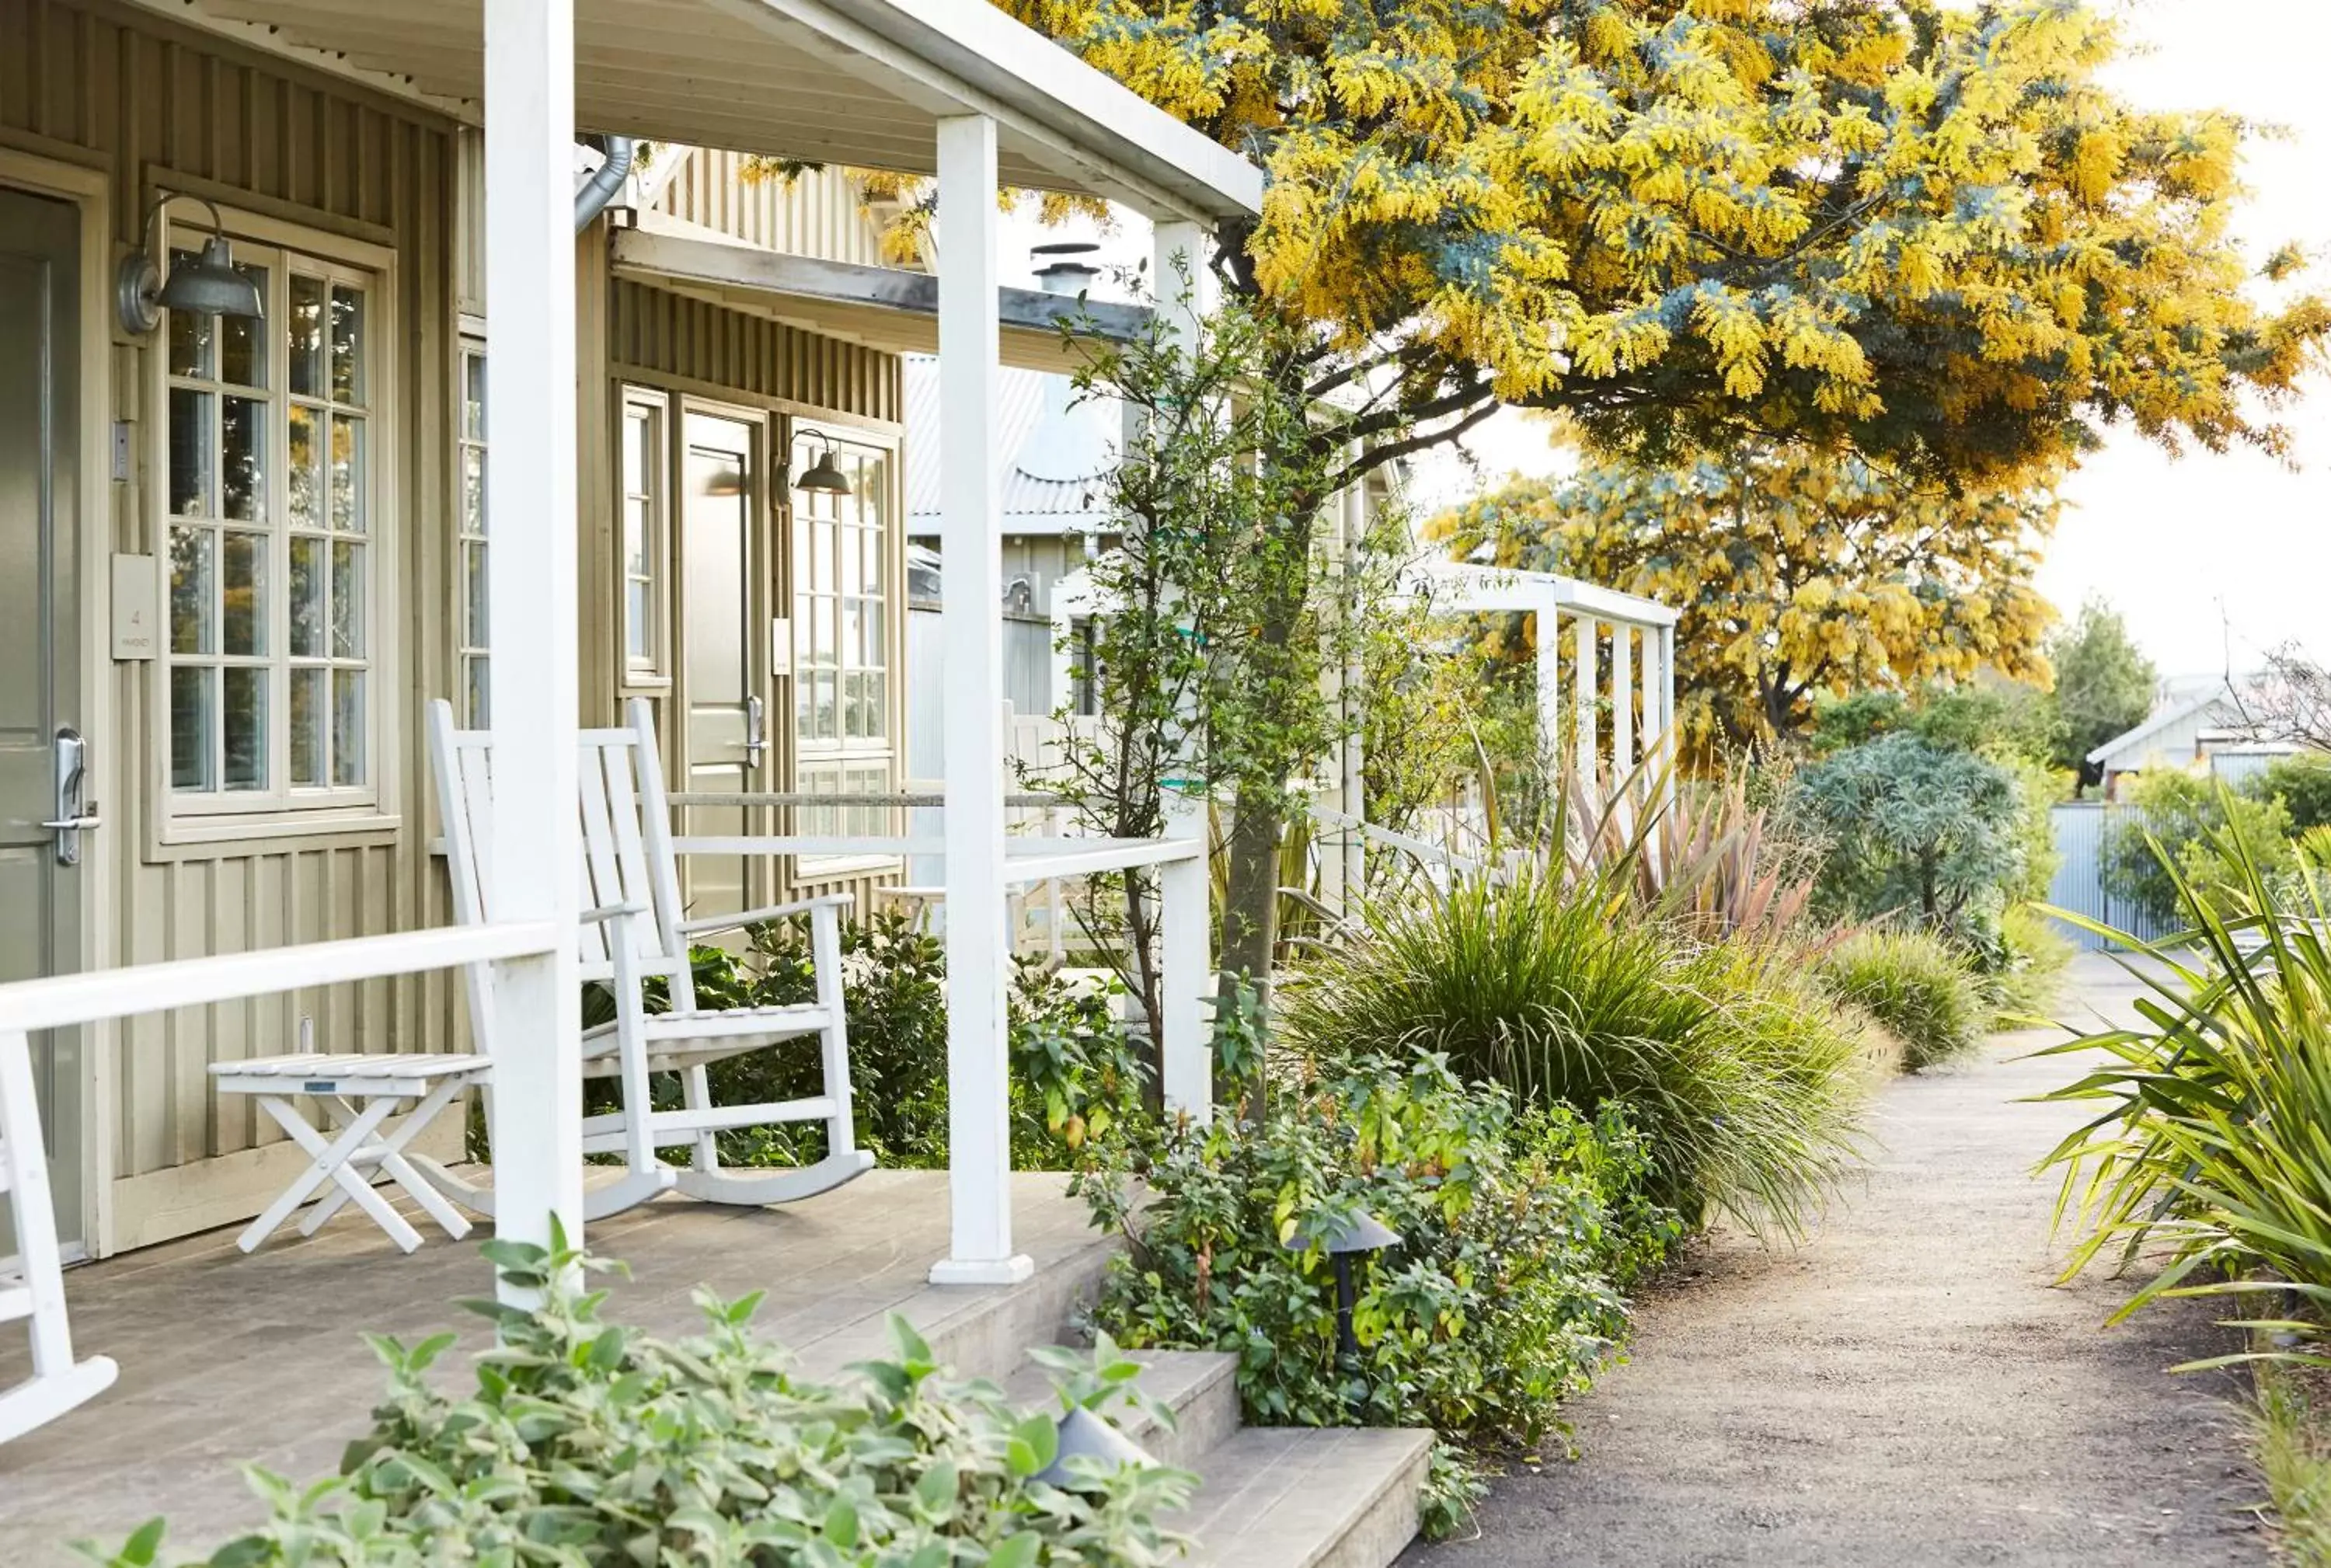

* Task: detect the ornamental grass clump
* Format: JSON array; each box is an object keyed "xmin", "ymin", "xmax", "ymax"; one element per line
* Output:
[
  {"xmin": 81, "ymin": 1234, "xmax": 1193, "ymax": 1568},
  {"xmin": 1277, "ymin": 861, "xmax": 1868, "ymax": 1235},
  {"xmin": 1816, "ymin": 928, "xmax": 1988, "ymax": 1071},
  {"xmin": 2040, "ymin": 829, "xmax": 2331, "ymax": 1368}
]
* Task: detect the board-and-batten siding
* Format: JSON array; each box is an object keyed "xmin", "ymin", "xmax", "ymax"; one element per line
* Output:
[
  {"xmin": 0, "ymin": 0, "xmax": 465, "ymax": 1253},
  {"xmin": 653, "ymin": 154, "xmax": 894, "ymax": 268},
  {"xmin": 596, "ymin": 275, "xmax": 909, "ymax": 912}
]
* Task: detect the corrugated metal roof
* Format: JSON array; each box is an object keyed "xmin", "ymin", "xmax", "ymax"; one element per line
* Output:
[{"xmin": 904, "ymin": 354, "xmax": 1117, "ymax": 533}]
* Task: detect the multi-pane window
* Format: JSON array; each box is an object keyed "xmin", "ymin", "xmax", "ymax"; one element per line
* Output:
[
  {"xmin": 621, "ymin": 392, "xmax": 668, "ymax": 680},
  {"xmin": 166, "ymin": 233, "xmax": 378, "ymax": 810},
  {"xmin": 457, "ymin": 342, "xmax": 489, "ymax": 724},
  {"xmin": 792, "ymin": 435, "xmax": 893, "ymax": 842}
]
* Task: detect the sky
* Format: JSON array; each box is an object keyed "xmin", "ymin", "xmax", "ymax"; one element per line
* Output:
[{"xmin": 1002, "ymin": 0, "xmax": 2331, "ymax": 681}]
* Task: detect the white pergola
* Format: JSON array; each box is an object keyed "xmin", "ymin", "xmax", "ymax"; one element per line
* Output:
[
  {"xmin": 0, "ymin": 0, "xmax": 1261, "ymax": 1361},
  {"xmin": 1416, "ymin": 561, "xmax": 1681, "ymax": 785}
]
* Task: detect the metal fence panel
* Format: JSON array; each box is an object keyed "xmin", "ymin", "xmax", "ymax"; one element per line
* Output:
[{"xmin": 2047, "ymin": 803, "xmax": 2179, "ymax": 949}]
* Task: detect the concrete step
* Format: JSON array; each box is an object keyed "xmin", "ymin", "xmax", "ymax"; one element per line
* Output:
[
  {"xmin": 1179, "ymin": 1425, "xmax": 1437, "ymax": 1568},
  {"xmin": 1001, "ymin": 1347, "xmax": 1242, "ymax": 1472},
  {"xmin": 790, "ymin": 1229, "xmax": 1120, "ymax": 1387}
]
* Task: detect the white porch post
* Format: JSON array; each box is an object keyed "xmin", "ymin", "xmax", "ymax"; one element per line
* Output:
[
  {"xmin": 932, "ymin": 113, "xmax": 1029, "ymax": 1287},
  {"xmin": 483, "ymin": 0, "xmax": 584, "ymax": 1296},
  {"xmin": 1150, "ymin": 214, "xmax": 1214, "ymax": 1120},
  {"xmin": 1573, "ymin": 615, "xmax": 1598, "ymax": 780},
  {"xmin": 1535, "ymin": 604, "xmax": 1562, "ymax": 776},
  {"xmin": 1611, "ymin": 624, "xmax": 1634, "ymax": 777},
  {"xmin": 1658, "ymin": 624, "xmax": 1678, "ymax": 809}
]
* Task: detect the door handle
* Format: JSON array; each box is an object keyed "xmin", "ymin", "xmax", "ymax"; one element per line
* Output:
[
  {"xmin": 744, "ymin": 694, "xmax": 767, "ymax": 768},
  {"xmin": 51, "ymin": 727, "xmax": 96, "ymax": 866}
]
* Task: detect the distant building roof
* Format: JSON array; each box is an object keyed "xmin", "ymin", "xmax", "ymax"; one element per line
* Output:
[
  {"xmin": 904, "ymin": 354, "xmax": 1118, "ymax": 536},
  {"xmin": 2089, "ymin": 685, "xmax": 2242, "ymax": 769}
]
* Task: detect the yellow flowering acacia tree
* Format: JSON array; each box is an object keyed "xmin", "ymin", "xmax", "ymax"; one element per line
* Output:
[
  {"xmin": 999, "ymin": 0, "xmax": 2321, "ymax": 483},
  {"xmin": 1433, "ymin": 447, "xmax": 2060, "ymax": 751},
  {"xmin": 987, "ymin": 0, "xmax": 2320, "ymax": 984}
]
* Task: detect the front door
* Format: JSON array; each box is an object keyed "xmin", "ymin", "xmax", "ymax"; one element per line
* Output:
[
  {"xmin": 0, "ymin": 186, "xmax": 85, "ymax": 1253},
  {"xmin": 680, "ymin": 411, "xmax": 767, "ymax": 919}
]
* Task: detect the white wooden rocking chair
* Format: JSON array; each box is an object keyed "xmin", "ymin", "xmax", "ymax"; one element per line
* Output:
[{"xmin": 411, "ymin": 697, "xmax": 872, "ymax": 1220}]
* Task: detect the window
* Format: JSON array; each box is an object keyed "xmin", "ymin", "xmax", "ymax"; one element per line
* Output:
[
  {"xmin": 165, "ymin": 225, "xmax": 384, "ymax": 819},
  {"xmin": 792, "ymin": 433, "xmax": 894, "ymax": 844},
  {"xmin": 620, "ymin": 391, "xmax": 669, "ymax": 681},
  {"xmin": 457, "ymin": 339, "xmax": 489, "ymax": 723}
]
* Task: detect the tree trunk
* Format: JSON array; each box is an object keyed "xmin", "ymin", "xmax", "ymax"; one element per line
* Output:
[{"xmin": 1218, "ymin": 793, "xmax": 1283, "ymax": 1005}]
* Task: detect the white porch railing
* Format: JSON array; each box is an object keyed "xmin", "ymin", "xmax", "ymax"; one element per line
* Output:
[
  {"xmin": 0, "ymin": 920, "xmax": 559, "ymax": 1442},
  {"xmin": 660, "ymin": 804, "xmax": 1211, "ymax": 1116}
]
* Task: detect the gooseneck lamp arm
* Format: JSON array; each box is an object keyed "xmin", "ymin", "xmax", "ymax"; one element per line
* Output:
[{"xmin": 117, "ymin": 190, "xmax": 267, "ymax": 336}]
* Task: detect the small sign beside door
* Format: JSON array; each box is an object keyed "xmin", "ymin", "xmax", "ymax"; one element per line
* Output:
[{"xmin": 111, "ymin": 554, "xmax": 157, "ymax": 660}]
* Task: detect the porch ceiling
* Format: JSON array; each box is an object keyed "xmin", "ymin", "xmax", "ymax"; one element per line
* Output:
[
  {"xmin": 129, "ymin": 0, "xmax": 1262, "ymax": 221},
  {"xmin": 611, "ymin": 221, "xmax": 1149, "ymax": 371}
]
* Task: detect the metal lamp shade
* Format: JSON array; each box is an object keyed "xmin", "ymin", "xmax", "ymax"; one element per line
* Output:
[
  {"xmin": 1033, "ymin": 1405, "xmax": 1155, "ymax": 1487},
  {"xmin": 158, "ymin": 236, "xmax": 265, "ymax": 320},
  {"xmin": 1283, "ymin": 1210, "xmax": 1403, "ymax": 1256},
  {"xmin": 795, "ymin": 448, "xmax": 852, "ymax": 496}
]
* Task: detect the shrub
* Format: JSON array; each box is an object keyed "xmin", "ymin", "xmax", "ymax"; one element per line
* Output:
[
  {"xmin": 1789, "ymin": 732, "xmax": 2026, "ymax": 955},
  {"xmin": 2103, "ymin": 771, "xmax": 2298, "ymax": 925},
  {"xmin": 2040, "ymin": 829, "xmax": 2331, "ymax": 1367},
  {"xmin": 2256, "ymin": 753, "xmax": 2331, "ymax": 835},
  {"xmin": 82, "ymin": 1236, "xmax": 1193, "ymax": 1567},
  {"xmin": 1987, "ymin": 903, "xmax": 2074, "ymax": 1025},
  {"xmin": 1277, "ymin": 861, "xmax": 1868, "ymax": 1234},
  {"xmin": 1073, "ymin": 1052, "xmax": 1678, "ymax": 1534},
  {"xmin": 598, "ymin": 912, "xmax": 1148, "ymax": 1173},
  {"xmin": 1815, "ymin": 929, "xmax": 1986, "ymax": 1071}
]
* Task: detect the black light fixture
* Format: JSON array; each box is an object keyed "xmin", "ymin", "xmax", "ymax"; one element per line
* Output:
[
  {"xmin": 117, "ymin": 192, "xmax": 266, "ymax": 336},
  {"xmin": 1033, "ymin": 1404, "xmax": 1155, "ymax": 1488},
  {"xmin": 791, "ymin": 426, "xmax": 853, "ymax": 497},
  {"xmin": 1286, "ymin": 1210, "xmax": 1402, "ymax": 1363}
]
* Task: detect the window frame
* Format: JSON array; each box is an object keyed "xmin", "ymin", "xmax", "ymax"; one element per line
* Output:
[
  {"xmin": 148, "ymin": 199, "xmax": 400, "ymax": 849},
  {"xmin": 455, "ymin": 328, "xmax": 490, "ymax": 725},
  {"xmin": 618, "ymin": 385, "xmax": 673, "ymax": 690},
  {"xmin": 786, "ymin": 420, "xmax": 902, "ymax": 877}
]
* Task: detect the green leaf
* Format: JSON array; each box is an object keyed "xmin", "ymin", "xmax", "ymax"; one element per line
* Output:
[
  {"xmin": 822, "ymin": 1496, "xmax": 860, "ymax": 1549},
  {"xmin": 988, "ymin": 1532, "xmax": 1042, "ymax": 1568},
  {"xmin": 915, "ymin": 1460, "xmax": 960, "ymax": 1521}
]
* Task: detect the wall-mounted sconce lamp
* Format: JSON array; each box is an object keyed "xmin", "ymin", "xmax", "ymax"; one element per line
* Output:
[
  {"xmin": 116, "ymin": 192, "xmax": 266, "ymax": 337},
  {"xmin": 790, "ymin": 426, "xmax": 853, "ymax": 497}
]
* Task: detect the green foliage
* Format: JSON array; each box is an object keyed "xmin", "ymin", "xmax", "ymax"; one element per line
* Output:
[
  {"xmin": 1810, "ymin": 681, "xmax": 2061, "ymax": 765},
  {"xmin": 2038, "ymin": 832, "xmax": 2331, "ymax": 1371},
  {"xmin": 80, "ymin": 1237, "xmax": 1193, "ymax": 1566},
  {"xmin": 1988, "ymin": 904, "xmax": 2075, "ymax": 1027},
  {"xmin": 1277, "ymin": 862, "xmax": 1869, "ymax": 1235},
  {"xmin": 1054, "ymin": 284, "xmax": 1373, "ymax": 1005},
  {"xmin": 2256, "ymin": 754, "xmax": 2331, "ymax": 836},
  {"xmin": 2047, "ymin": 598, "xmax": 2159, "ymax": 789},
  {"xmin": 723, "ymin": 911, "xmax": 949, "ymax": 1166},
  {"xmin": 2250, "ymin": 1363, "xmax": 2331, "ymax": 1566},
  {"xmin": 1816, "ymin": 929, "xmax": 1987, "ymax": 1071},
  {"xmin": 598, "ymin": 911, "xmax": 1147, "ymax": 1173},
  {"xmin": 1071, "ymin": 1052, "xmax": 1679, "ymax": 1535},
  {"xmin": 2102, "ymin": 771, "xmax": 2298, "ymax": 925},
  {"xmin": 1791, "ymin": 733, "xmax": 2026, "ymax": 950}
]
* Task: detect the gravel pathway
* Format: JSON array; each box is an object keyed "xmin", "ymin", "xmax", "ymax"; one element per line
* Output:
[{"xmin": 1402, "ymin": 953, "xmax": 2268, "ymax": 1567}]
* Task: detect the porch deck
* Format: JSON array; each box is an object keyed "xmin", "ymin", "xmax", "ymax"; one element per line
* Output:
[{"xmin": 0, "ymin": 1171, "xmax": 1110, "ymax": 1564}]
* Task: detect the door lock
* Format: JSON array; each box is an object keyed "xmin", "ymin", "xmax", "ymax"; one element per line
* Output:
[
  {"xmin": 46, "ymin": 727, "xmax": 100, "ymax": 866},
  {"xmin": 744, "ymin": 694, "xmax": 768, "ymax": 768}
]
